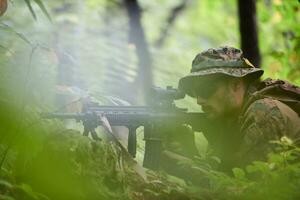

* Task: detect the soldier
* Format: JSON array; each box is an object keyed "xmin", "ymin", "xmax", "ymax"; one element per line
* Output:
[{"xmin": 178, "ymin": 46, "xmax": 300, "ymax": 171}]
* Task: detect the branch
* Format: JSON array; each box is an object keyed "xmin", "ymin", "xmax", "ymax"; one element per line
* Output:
[{"xmin": 155, "ymin": 0, "xmax": 188, "ymax": 48}]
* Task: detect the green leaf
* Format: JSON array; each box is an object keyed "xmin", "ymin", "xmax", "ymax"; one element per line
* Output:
[
  {"xmin": 210, "ymin": 156, "xmax": 221, "ymax": 164},
  {"xmin": 232, "ymin": 168, "xmax": 245, "ymax": 179},
  {"xmin": 268, "ymin": 153, "xmax": 284, "ymax": 164},
  {"xmin": 0, "ymin": 179, "xmax": 13, "ymax": 189},
  {"xmin": 246, "ymin": 161, "xmax": 270, "ymax": 174},
  {"xmin": 24, "ymin": 0, "xmax": 37, "ymax": 20},
  {"xmin": 14, "ymin": 183, "xmax": 38, "ymax": 199},
  {"xmin": 0, "ymin": 23, "xmax": 31, "ymax": 45},
  {"xmin": 32, "ymin": 0, "xmax": 52, "ymax": 22},
  {"xmin": 0, "ymin": 194, "xmax": 15, "ymax": 200}
]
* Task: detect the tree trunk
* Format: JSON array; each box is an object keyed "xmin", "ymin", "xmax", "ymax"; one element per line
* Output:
[
  {"xmin": 124, "ymin": 0, "xmax": 153, "ymax": 104},
  {"xmin": 237, "ymin": 0, "xmax": 261, "ymax": 67}
]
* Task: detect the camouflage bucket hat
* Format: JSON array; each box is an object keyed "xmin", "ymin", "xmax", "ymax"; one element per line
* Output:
[{"xmin": 178, "ymin": 46, "xmax": 264, "ymax": 97}]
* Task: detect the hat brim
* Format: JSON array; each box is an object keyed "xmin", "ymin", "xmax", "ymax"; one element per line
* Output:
[{"xmin": 178, "ymin": 67, "xmax": 264, "ymax": 97}]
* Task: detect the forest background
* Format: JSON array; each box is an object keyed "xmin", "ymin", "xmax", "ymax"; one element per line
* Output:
[{"xmin": 0, "ymin": 0, "xmax": 299, "ymax": 200}]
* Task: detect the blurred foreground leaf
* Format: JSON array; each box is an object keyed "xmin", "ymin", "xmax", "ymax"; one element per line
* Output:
[{"xmin": 23, "ymin": 0, "xmax": 51, "ymax": 21}]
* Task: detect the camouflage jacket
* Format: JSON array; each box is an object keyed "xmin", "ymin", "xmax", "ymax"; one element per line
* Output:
[{"xmin": 203, "ymin": 79, "xmax": 300, "ymax": 171}]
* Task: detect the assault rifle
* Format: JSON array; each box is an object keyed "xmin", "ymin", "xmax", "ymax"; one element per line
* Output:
[{"xmin": 42, "ymin": 86, "xmax": 206, "ymax": 170}]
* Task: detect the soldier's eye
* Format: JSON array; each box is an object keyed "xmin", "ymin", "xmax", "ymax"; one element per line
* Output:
[{"xmin": 194, "ymin": 84, "xmax": 218, "ymax": 99}]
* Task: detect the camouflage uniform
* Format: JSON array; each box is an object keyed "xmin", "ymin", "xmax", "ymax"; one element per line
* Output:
[{"xmin": 178, "ymin": 46, "xmax": 300, "ymax": 171}]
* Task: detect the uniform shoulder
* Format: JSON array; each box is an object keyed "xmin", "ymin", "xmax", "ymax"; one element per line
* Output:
[
  {"xmin": 243, "ymin": 98, "xmax": 282, "ymax": 121},
  {"xmin": 241, "ymin": 97, "xmax": 300, "ymax": 139},
  {"xmin": 239, "ymin": 98, "xmax": 286, "ymax": 138},
  {"xmin": 238, "ymin": 98, "xmax": 285, "ymax": 163},
  {"xmin": 244, "ymin": 97, "xmax": 299, "ymax": 121}
]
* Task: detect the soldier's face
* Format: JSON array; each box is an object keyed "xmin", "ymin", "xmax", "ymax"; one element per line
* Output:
[{"xmin": 195, "ymin": 79, "xmax": 246, "ymax": 119}]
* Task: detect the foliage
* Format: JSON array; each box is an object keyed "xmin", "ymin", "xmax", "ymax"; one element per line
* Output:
[
  {"xmin": 185, "ymin": 137, "xmax": 300, "ymax": 200},
  {"xmin": 257, "ymin": 0, "xmax": 300, "ymax": 84},
  {"xmin": 0, "ymin": 125, "xmax": 200, "ymax": 200},
  {"xmin": 23, "ymin": 0, "xmax": 51, "ymax": 21},
  {"xmin": 0, "ymin": 0, "xmax": 299, "ymax": 200}
]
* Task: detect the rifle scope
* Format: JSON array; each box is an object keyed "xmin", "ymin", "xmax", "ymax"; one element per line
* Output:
[{"xmin": 150, "ymin": 86, "xmax": 185, "ymax": 103}]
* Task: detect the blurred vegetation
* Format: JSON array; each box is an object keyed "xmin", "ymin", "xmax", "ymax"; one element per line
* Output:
[{"xmin": 0, "ymin": 0, "xmax": 299, "ymax": 199}]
